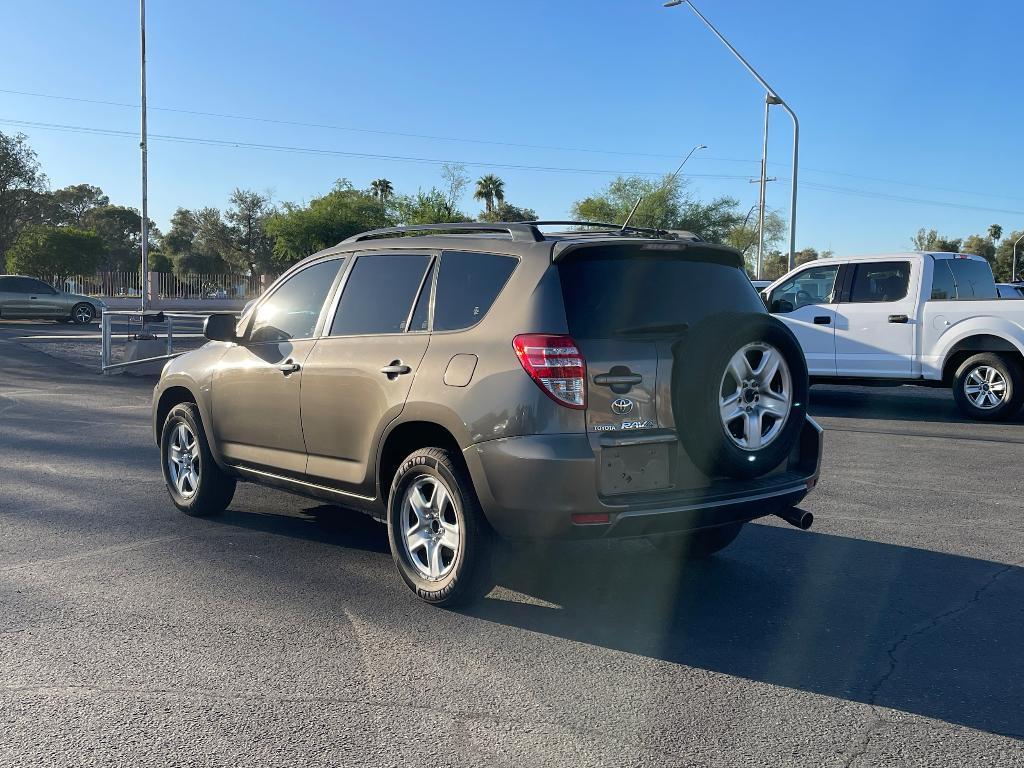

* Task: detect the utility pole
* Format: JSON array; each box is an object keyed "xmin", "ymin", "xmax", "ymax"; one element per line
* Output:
[
  {"xmin": 757, "ymin": 94, "xmax": 782, "ymax": 279},
  {"xmin": 140, "ymin": 0, "xmax": 150, "ymax": 311}
]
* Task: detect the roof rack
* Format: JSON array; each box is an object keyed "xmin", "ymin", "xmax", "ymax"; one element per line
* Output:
[
  {"xmin": 525, "ymin": 221, "xmax": 675, "ymax": 239},
  {"xmin": 341, "ymin": 222, "xmax": 544, "ymax": 244}
]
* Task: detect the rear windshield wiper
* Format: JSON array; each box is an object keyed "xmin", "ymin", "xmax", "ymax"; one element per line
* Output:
[{"xmin": 613, "ymin": 322, "xmax": 690, "ymax": 336}]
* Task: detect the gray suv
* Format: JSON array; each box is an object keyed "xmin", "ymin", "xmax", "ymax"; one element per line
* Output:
[{"xmin": 153, "ymin": 222, "xmax": 823, "ymax": 606}]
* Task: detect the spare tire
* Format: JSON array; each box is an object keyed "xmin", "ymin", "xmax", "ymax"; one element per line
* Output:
[{"xmin": 672, "ymin": 313, "xmax": 808, "ymax": 479}]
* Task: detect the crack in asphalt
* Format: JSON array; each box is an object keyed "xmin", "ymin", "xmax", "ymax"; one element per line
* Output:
[{"xmin": 841, "ymin": 562, "xmax": 1018, "ymax": 767}]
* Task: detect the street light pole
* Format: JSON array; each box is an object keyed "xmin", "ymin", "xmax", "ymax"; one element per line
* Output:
[
  {"xmin": 756, "ymin": 94, "xmax": 782, "ymax": 279},
  {"xmin": 665, "ymin": 143, "xmax": 708, "ymax": 187},
  {"xmin": 664, "ymin": 0, "xmax": 800, "ymax": 271},
  {"xmin": 1013, "ymin": 232, "xmax": 1024, "ymax": 283},
  {"xmin": 139, "ymin": 0, "xmax": 150, "ymax": 311}
]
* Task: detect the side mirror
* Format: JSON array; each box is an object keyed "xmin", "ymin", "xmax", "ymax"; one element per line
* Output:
[
  {"xmin": 204, "ymin": 313, "xmax": 238, "ymax": 342},
  {"xmin": 771, "ymin": 299, "xmax": 793, "ymax": 314}
]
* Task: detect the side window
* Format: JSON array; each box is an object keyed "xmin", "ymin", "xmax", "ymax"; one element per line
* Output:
[
  {"xmin": 330, "ymin": 254, "xmax": 432, "ymax": 336},
  {"xmin": 249, "ymin": 258, "xmax": 343, "ymax": 343},
  {"xmin": 848, "ymin": 261, "xmax": 910, "ymax": 303},
  {"xmin": 29, "ymin": 279, "xmax": 56, "ymax": 295},
  {"xmin": 7, "ymin": 278, "xmax": 36, "ymax": 294},
  {"xmin": 768, "ymin": 265, "xmax": 839, "ymax": 314},
  {"xmin": 0, "ymin": 277, "xmax": 15, "ymax": 292},
  {"xmin": 930, "ymin": 261, "xmax": 956, "ymax": 300},
  {"xmin": 433, "ymin": 251, "xmax": 518, "ymax": 331},
  {"xmin": 948, "ymin": 259, "xmax": 997, "ymax": 300}
]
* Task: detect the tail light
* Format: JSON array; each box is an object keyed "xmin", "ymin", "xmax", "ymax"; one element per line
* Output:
[{"xmin": 513, "ymin": 334, "xmax": 586, "ymax": 409}]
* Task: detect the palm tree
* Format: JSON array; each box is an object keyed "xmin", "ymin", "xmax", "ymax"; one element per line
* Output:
[
  {"xmin": 473, "ymin": 174, "xmax": 505, "ymax": 214},
  {"xmin": 989, "ymin": 224, "xmax": 1003, "ymax": 243},
  {"xmin": 370, "ymin": 179, "xmax": 394, "ymax": 204}
]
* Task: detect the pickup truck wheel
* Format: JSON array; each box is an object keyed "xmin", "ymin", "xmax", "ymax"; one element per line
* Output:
[
  {"xmin": 673, "ymin": 314, "xmax": 809, "ymax": 479},
  {"xmin": 952, "ymin": 353, "xmax": 1024, "ymax": 421},
  {"xmin": 387, "ymin": 447, "xmax": 495, "ymax": 607},
  {"xmin": 651, "ymin": 523, "xmax": 744, "ymax": 560},
  {"xmin": 160, "ymin": 403, "xmax": 236, "ymax": 516}
]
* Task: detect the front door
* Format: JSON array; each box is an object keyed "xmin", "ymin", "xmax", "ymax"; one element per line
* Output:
[
  {"xmin": 211, "ymin": 257, "xmax": 345, "ymax": 475},
  {"xmin": 23, "ymin": 278, "xmax": 66, "ymax": 318},
  {"xmin": 301, "ymin": 252, "xmax": 434, "ymax": 496},
  {"xmin": 834, "ymin": 260, "xmax": 916, "ymax": 377},
  {"xmin": 767, "ymin": 263, "xmax": 843, "ymax": 377}
]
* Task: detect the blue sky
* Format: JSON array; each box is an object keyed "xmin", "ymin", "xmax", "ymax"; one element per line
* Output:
[{"xmin": 2, "ymin": 0, "xmax": 1022, "ymax": 255}]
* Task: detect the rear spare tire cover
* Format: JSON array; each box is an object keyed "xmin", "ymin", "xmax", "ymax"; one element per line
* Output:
[{"xmin": 672, "ymin": 313, "xmax": 808, "ymax": 479}]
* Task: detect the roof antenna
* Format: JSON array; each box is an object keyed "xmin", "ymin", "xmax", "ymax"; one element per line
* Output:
[{"xmin": 620, "ymin": 196, "xmax": 644, "ymax": 232}]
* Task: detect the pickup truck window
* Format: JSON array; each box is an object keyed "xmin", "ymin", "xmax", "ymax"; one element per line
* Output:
[
  {"xmin": 768, "ymin": 265, "xmax": 839, "ymax": 314},
  {"xmin": 948, "ymin": 259, "xmax": 997, "ymax": 300},
  {"xmin": 848, "ymin": 261, "xmax": 910, "ymax": 303},
  {"xmin": 930, "ymin": 261, "xmax": 956, "ymax": 300}
]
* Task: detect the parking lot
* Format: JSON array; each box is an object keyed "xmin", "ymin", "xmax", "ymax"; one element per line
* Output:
[{"xmin": 1, "ymin": 319, "xmax": 1022, "ymax": 767}]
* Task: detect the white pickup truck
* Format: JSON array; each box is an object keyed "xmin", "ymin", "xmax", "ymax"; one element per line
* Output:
[{"xmin": 763, "ymin": 251, "xmax": 1024, "ymax": 421}]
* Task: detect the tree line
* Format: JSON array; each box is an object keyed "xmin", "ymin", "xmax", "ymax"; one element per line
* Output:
[{"xmin": 7, "ymin": 129, "xmax": 1012, "ymax": 284}]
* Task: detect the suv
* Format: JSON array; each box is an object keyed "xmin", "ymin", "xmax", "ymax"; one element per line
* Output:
[{"xmin": 153, "ymin": 222, "xmax": 823, "ymax": 605}]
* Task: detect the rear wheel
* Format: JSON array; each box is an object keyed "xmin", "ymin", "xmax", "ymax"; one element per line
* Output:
[
  {"xmin": 651, "ymin": 523, "xmax": 744, "ymax": 560},
  {"xmin": 387, "ymin": 447, "xmax": 495, "ymax": 607},
  {"xmin": 673, "ymin": 314, "xmax": 808, "ymax": 479},
  {"xmin": 952, "ymin": 353, "xmax": 1024, "ymax": 421}
]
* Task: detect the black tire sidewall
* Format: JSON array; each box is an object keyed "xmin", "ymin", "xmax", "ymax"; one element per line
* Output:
[
  {"xmin": 953, "ymin": 353, "xmax": 1024, "ymax": 421},
  {"xmin": 673, "ymin": 313, "xmax": 809, "ymax": 479},
  {"xmin": 160, "ymin": 402, "xmax": 234, "ymax": 516},
  {"xmin": 387, "ymin": 448, "xmax": 492, "ymax": 606}
]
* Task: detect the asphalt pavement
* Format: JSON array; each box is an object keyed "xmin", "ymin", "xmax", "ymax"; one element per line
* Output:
[{"xmin": 1, "ymin": 321, "xmax": 1022, "ymax": 767}]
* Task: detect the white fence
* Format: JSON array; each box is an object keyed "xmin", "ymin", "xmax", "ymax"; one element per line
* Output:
[{"xmin": 48, "ymin": 272, "xmax": 269, "ymax": 301}]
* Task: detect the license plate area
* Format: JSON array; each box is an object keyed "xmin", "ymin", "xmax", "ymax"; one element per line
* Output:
[{"xmin": 599, "ymin": 443, "xmax": 672, "ymax": 495}]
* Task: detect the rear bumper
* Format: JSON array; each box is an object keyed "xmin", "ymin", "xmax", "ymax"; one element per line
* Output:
[{"xmin": 464, "ymin": 416, "xmax": 823, "ymax": 541}]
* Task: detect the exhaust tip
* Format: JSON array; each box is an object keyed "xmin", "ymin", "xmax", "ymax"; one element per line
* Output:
[{"xmin": 776, "ymin": 508, "xmax": 813, "ymax": 531}]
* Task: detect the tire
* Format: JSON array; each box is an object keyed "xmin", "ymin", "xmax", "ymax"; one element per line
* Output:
[
  {"xmin": 672, "ymin": 313, "xmax": 809, "ymax": 479},
  {"xmin": 387, "ymin": 447, "xmax": 495, "ymax": 607},
  {"xmin": 160, "ymin": 402, "xmax": 236, "ymax": 516},
  {"xmin": 952, "ymin": 353, "xmax": 1024, "ymax": 422},
  {"xmin": 71, "ymin": 302, "xmax": 95, "ymax": 325},
  {"xmin": 651, "ymin": 523, "xmax": 745, "ymax": 560}
]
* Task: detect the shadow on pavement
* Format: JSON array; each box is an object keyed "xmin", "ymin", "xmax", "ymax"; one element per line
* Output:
[{"xmin": 809, "ymin": 385, "xmax": 1024, "ymax": 426}]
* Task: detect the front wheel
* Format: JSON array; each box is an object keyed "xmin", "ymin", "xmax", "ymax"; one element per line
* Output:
[
  {"xmin": 71, "ymin": 302, "xmax": 95, "ymax": 325},
  {"xmin": 160, "ymin": 402, "xmax": 236, "ymax": 516},
  {"xmin": 387, "ymin": 447, "xmax": 495, "ymax": 607},
  {"xmin": 952, "ymin": 353, "xmax": 1024, "ymax": 422}
]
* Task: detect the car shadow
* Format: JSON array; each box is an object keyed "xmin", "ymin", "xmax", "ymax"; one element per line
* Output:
[
  {"xmin": 809, "ymin": 384, "xmax": 1024, "ymax": 426},
  {"xmin": 202, "ymin": 502, "xmax": 1024, "ymax": 740}
]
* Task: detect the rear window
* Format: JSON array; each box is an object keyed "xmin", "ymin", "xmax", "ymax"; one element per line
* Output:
[
  {"xmin": 947, "ymin": 259, "xmax": 997, "ymax": 300},
  {"xmin": 433, "ymin": 251, "xmax": 517, "ymax": 331},
  {"xmin": 558, "ymin": 254, "xmax": 763, "ymax": 338}
]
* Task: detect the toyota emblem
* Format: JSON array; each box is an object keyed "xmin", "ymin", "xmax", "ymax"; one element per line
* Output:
[{"xmin": 611, "ymin": 397, "xmax": 634, "ymax": 416}]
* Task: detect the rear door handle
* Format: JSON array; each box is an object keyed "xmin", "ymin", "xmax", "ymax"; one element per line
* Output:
[
  {"xmin": 813, "ymin": 315, "xmax": 831, "ymax": 325},
  {"xmin": 888, "ymin": 314, "xmax": 909, "ymax": 324},
  {"xmin": 594, "ymin": 373, "xmax": 642, "ymax": 386},
  {"xmin": 380, "ymin": 361, "xmax": 412, "ymax": 378},
  {"xmin": 278, "ymin": 361, "xmax": 301, "ymax": 375}
]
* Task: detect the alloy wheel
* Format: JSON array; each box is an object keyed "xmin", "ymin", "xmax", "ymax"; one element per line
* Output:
[
  {"xmin": 167, "ymin": 423, "xmax": 201, "ymax": 498},
  {"xmin": 400, "ymin": 475, "xmax": 460, "ymax": 581},
  {"xmin": 719, "ymin": 342, "xmax": 793, "ymax": 451},
  {"xmin": 74, "ymin": 305, "xmax": 94, "ymax": 324},
  {"xmin": 963, "ymin": 365, "xmax": 1007, "ymax": 409}
]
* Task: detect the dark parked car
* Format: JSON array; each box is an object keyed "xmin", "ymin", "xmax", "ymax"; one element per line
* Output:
[
  {"xmin": 153, "ymin": 222, "xmax": 823, "ymax": 605},
  {"xmin": 0, "ymin": 275, "xmax": 106, "ymax": 323}
]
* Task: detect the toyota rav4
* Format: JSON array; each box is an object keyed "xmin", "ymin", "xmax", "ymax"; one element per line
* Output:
[{"xmin": 153, "ymin": 222, "xmax": 823, "ymax": 605}]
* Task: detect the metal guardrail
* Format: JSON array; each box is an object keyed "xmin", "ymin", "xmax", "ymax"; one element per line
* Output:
[{"xmin": 100, "ymin": 310, "xmax": 211, "ymax": 374}]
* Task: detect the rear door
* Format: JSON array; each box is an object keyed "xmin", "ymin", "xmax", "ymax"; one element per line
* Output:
[
  {"xmin": 766, "ymin": 263, "xmax": 842, "ymax": 376},
  {"xmin": 834, "ymin": 259, "xmax": 916, "ymax": 377}
]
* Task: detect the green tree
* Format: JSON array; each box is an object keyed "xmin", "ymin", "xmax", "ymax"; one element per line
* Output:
[
  {"xmin": 224, "ymin": 188, "xmax": 275, "ymax": 274},
  {"xmin": 6, "ymin": 225, "xmax": 105, "ymax": 281},
  {"xmin": 988, "ymin": 224, "xmax": 1003, "ymax": 243},
  {"xmin": 473, "ymin": 174, "xmax": 505, "ymax": 214},
  {"xmin": 0, "ymin": 131, "xmax": 47, "ymax": 258},
  {"xmin": 394, "ymin": 188, "xmax": 471, "ymax": 225},
  {"xmin": 960, "ymin": 233, "xmax": 996, "ymax": 267},
  {"xmin": 82, "ymin": 205, "xmax": 158, "ymax": 272},
  {"xmin": 477, "ymin": 201, "xmax": 538, "ymax": 223},
  {"xmin": 723, "ymin": 208, "xmax": 785, "ymax": 266},
  {"xmin": 370, "ymin": 178, "xmax": 394, "ymax": 204},
  {"xmin": 264, "ymin": 180, "xmax": 393, "ymax": 263},
  {"xmin": 912, "ymin": 228, "xmax": 962, "ymax": 253},
  {"xmin": 43, "ymin": 184, "xmax": 109, "ymax": 227},
  {"xmin": 163, "ymin": 207, "xmax": 234, "ymax": 274},
  {"xmin": 993, "ymin": 230, "xmax": 1023, "ymax": 282}
]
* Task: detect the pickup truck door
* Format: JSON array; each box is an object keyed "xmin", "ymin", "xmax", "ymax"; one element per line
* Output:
[
  {"xmin": 766, "ymin": 263, "xmax": 842, "ymax": 376},
  {"xmin": 833, "ymin": 259, "xmax": 916, "ymax": 377}
]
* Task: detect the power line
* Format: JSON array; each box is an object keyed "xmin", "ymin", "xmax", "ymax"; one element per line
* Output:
[
  {"xmin": 3, "ymin": 114, "xmax": 1022, "ymax": 218},
  {"xmin": 3, "ymin": 86, "xmax": 1023, "ymax": 205}
]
